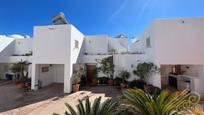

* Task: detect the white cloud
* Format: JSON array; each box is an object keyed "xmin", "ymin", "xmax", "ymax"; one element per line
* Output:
[{"xmin": 108, "ymin": 0, "xmax": 127, "ymax": 22}]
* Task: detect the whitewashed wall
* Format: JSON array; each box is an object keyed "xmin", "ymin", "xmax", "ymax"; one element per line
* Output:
[
  {"xmin": 84, "ymin": 35, "xmax": 108, "ymax": 55},
  {"xmin": 37, "ymin": 64, "xmax": 64, "ymax": 87},
  {"xmin": 70, "ymin": 25, "xmax": 84, "ymax": 64},
  {"xmin": 138, "ymin": 18, "xmax": 204, "ymax": 93},
  {"xmin": 115, "ymin": 37, "xmax": 128, "ymax": 51},
  {"xmin": 33, "ymin": 25, "xmax": 71, "ymax": 64},
  {"xmin": 32, "ymin": 25, "xmax": 72, "ymax": 93},
  {"xmin": 153, "ymin": 18, "xmax": 204, "ymax": 65},
  {"xmin": 14, "ymin": 38, "xmax": 33, "ymax": 55},
  {"xmin": 0, "ymin": 38, "xmax": 15, "ymax": 63},
  {"xmin": 37, "ymin": 64, "xmax": 54, "ymax": 87},
  {"xmin": 69, "ymin": 25, "xmax": 84, "ymax": 92},
  {"xmin": 32, "ymin": 24, "xmax": 84, "ymax": 93},
  {"xmin": 114, "ymin": 54, "xmax": 146, "ymax": 81}
]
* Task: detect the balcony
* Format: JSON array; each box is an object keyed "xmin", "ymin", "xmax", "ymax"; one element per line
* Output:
[{"xmin": 9, "ymin": 56, "xmax": 32, "ymax": 63}]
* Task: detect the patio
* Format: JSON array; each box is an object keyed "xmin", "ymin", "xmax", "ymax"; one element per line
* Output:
[
  {"xmin": 81, "ymin": 85, "xmax": 122, "ymax": 101},
  {"xmin": 0, "ymin": 82, "xmax": 121, "ymax": 115},
  {"xmin": 0, "ymin": 82, "xmax": 65, "ymax": 113}
]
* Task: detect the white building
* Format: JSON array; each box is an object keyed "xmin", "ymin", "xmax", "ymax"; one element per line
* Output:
[
  {"xmin": 0, "ymin": 17, "xmax": 204, "ymax": 95},
  {"xmin": 0, "ymin": 35, "xmax": 33, "ymax": 80},
  {"xmin": 135, "ymin": 17, "xmax": 204, "ymax": 95}
]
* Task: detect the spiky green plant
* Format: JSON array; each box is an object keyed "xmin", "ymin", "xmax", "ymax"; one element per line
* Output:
[
  {"xmin": 54, "ymin": 96, "xmax": 118, "ymax": 115},
  {"xmin": 119, "ymin": 89, "xmax": 200, "ymax": 115}
]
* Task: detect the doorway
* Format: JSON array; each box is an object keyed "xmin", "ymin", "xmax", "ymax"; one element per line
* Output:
[{"xmin": 86, "ymin": 64, "xmax": 96, "ymax": 84}]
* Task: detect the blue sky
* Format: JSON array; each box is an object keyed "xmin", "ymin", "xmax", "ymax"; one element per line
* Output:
[{"xmin": 0, "ymin": 0, "xmax": 204, "ymax": 41}]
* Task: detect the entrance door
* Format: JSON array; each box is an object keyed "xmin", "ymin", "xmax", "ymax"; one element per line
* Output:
[{"xmin": 86, "ymin": 64, "xmax": 96, "ymax": 83}]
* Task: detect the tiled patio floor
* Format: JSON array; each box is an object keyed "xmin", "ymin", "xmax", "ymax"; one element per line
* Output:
[
  {"xmin": 0, "ymin": 83, "xmax": 121, "ymax": 115},
  {"xmin": 0, "ymin": 82, "xmax": 65, "ymax": 113},
  {"xmin": 81, "ymin": 85, "xmax": 122, "ymax": 101}
]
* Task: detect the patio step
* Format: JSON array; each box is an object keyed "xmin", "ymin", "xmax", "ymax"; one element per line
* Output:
[
  {"xmin": 88, "ymin": 93, "xmax": 111, "ymax": 103},
  {"xmin": 68, "ymin": 91, "xmax": 111, "ymax": 103},
  {"xmin": 68, "ymin": 91, "xmax": 92, "ymax": 101}
]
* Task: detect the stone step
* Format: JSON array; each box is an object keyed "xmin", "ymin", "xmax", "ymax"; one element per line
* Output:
[
  {"xmin": 68, "ymin": 91, "xmax": 92, "ymax": 101},
  {"xmin": 84, "ymin": 93, "xmax": 111, "ymax": 105}
]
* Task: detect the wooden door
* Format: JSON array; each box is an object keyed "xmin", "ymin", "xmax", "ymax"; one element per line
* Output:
[{"xmin": 86, "ymin": 64, "xmax": 96, "ymax": 83}]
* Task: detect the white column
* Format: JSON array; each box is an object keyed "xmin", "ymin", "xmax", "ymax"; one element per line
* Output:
[
  {"xmin": 31, "ymin": 63, "xmax": 37, "ymax": 91},
  {"xmin": 64, "ymin": 64, "xmax": 72, "ymax": 93},
  {"xmin": 150, "ymin": 64, "xmax": 161, "ymax": 88}
]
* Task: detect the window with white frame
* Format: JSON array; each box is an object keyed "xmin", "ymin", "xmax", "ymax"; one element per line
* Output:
[
  {"xmin": 75, "ymin": 40, "xmax": 79, "ymax": 49},
  {"xmin": 146, "ymin": 37, "xmax": 151, "ymax": 48}
]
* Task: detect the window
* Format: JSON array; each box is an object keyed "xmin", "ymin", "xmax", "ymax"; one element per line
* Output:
[
  {"xmin": 146, "ymin": 37, "xmax": 151, "ymax": 48},
  {"xmin": 42, "ymin": 67, "xmax": 49, "ymax": 72},
  {"xmin": 75, "ymin": 40, "xmax": 79, "ymax": 48}
]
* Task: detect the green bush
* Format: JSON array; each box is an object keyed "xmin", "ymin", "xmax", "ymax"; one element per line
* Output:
[
  {"xmin": 114, "ymin": 77, "xmax": 122, "ymax": 86},
  {"xmin": 118, "ymin": 70, "xmax": 130, "ymax": 84},
  {"xmin": 128, "ymin": 79, "xmax": 146, "ymax": 89},
  {"xmin": 97, "ymin": 77, "xmax": 109, "ymax": 84},
  {"xmin": 145, "ymin": 84, "xmax": 161, "ymax": 96}
]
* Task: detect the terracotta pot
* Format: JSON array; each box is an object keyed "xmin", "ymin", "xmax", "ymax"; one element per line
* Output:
[
  {"xmin": 108, "ymin": 79, "xmax": 113, "ymax": 86},
  {"xmin": 144, "ymin": 84, "xmax": 149, "ymax": 91},
  {"xmin": 72, "ymin": 84, "xmax": 80, "ymax": 93},
  {"xmin": 16, "ymin": 83, "xmax": 25, "ymax": 89},
  {"xmin": 92, "ymin": 79, "xmax": 97, "ymax": 86},
  {"xmin": 15, "ymin": 80, "xmax": 21, "ymax": 85}
]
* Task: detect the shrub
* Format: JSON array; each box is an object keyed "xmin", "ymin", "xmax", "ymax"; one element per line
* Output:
[
  {"xmin": 114, "ymin": 77, "xmax": 122, "ymax": 86},
  {"xmin": 72, "ymin": 67, "xmax": 83, "ymax": 85},
  {"xmin": 144, "ymin": 84, "xmax": 161, "ymax": 96},
  {"xmin": 118, "ymin": 70, "xmax": 130, "ymax": 84},
  {"xmin": 133, "ymin": 62, "xmax": 159, "ymax": 82},
  {"xmin": 97, "ymin": 56, "xmax": 114, "ymax": 79},
  {"xmin": 128, "ymin": 79, "xmax": 146, "ymax": 89},
  {"xmin": 98, "ymin": 77, "xmax": 109, "ymax": 84}
]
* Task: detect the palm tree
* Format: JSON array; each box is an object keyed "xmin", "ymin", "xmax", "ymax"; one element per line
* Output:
[
  {"xmin": 119, "ymin": 89, "xmax": 200, "ymax": 115},
  {"xmin": 54, "ymin": 96, "xmax": 118, "ymax": 115}
]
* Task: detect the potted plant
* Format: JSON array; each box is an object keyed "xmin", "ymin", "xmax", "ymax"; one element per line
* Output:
[
  {"xmin": 133, "ymin": 62, "xmax": 159, "ymax": 88},
  {"xmin": 10, "ymin": 61, "xmax": 30, "ymax": 89},
  {"xmin": 97, "ymin": 56, "xmax": 114, "ymax": 85},
  {"xmin": 113, "ymin": 77, "xmax": 122, "ymax": 87},
  {"xmin": 118, "ymin": 70, "xmax": 130, "ymax": 89},
  {"xmin": 24, "ymin": 77, "xmax": 31, "ymax": 89},
  {"xmin": 72, "ymin": 67, "xmax": 83, "ymax": 93}
]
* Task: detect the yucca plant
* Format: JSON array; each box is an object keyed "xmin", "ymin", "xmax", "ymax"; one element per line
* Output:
[
  {"xmin": 119, "ymin": 89, "xmax": 200, "ymax": 115},
  {"xmin": 54, "ymin": 96, "xmax": 118, "ymax": 115}
]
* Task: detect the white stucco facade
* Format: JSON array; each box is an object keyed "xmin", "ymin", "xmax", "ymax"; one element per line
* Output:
[
  {"xmin": 1, "ymin": 17, "xmax": 204, "ymax": 95},
  {"xmin": 136, "ymin": 17, "xmax": 204, "ymax": 95},
  {"xmin": 31, "ymin": 24, "xmax": 84, "ymax": 93}
]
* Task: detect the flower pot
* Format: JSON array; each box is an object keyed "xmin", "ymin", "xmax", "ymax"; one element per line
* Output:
[
  {"xmin": 15, "ymin": 80, "xmax": 21, "ymax": 85},
  {"xmin": 72, "ymin": 84, "xmax": 80, "ymax": 93},
  {"xmin": 16, "ymin": 82, "xmax": 25, "ymax": 89},
  {"xmin": 108, "ymin": 79, "xmax": 113, "ymax": 86},
  {"xmin": 92, "ymin": 79, "xmax": 97, "ymax": 86},
  {"xmin": 144, "ymin": 84, "xmax": 150, "ymax": 92}
]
